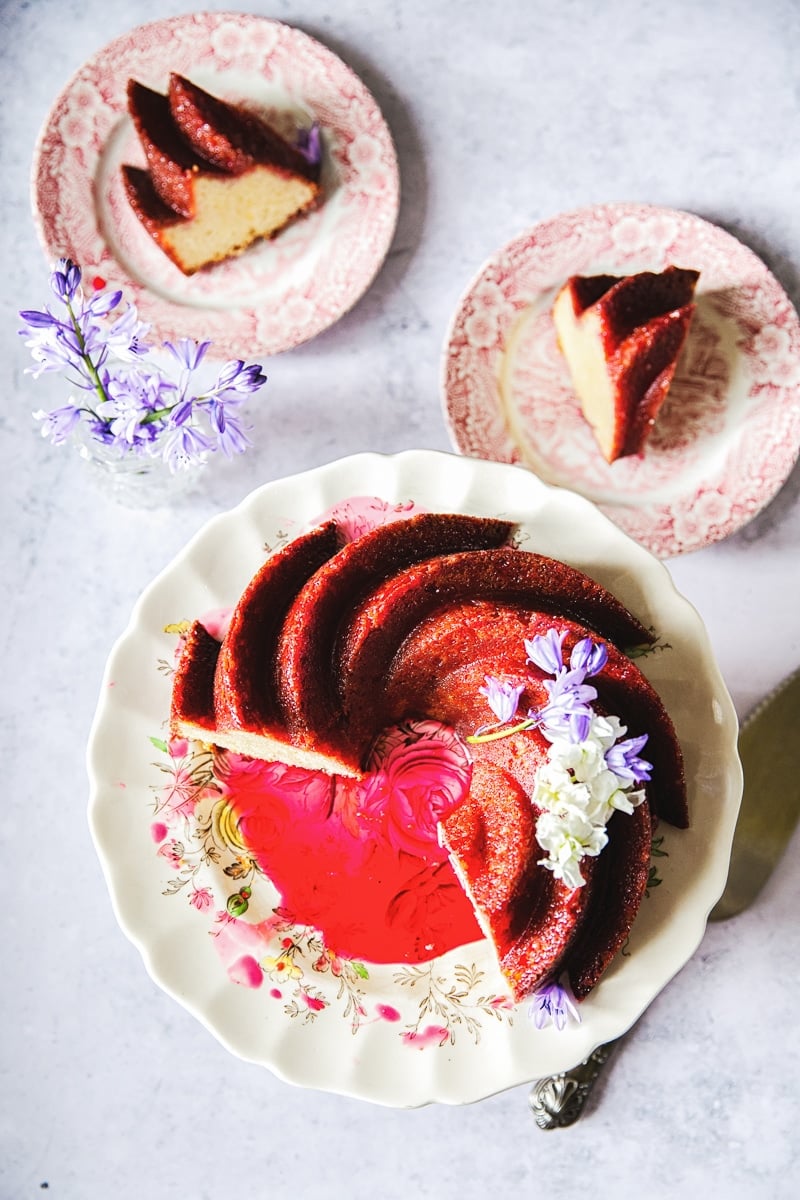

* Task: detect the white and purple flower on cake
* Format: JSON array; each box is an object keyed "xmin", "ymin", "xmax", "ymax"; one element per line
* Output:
[
  {"xmin": 473, "ymin": 627, "xmax": 653, "ymax": 889},
  {"xmin": 472, "ymin": 627, "xmax": 655, "ymax": 1029},
  {"xmin": 19, "ymin": 258, "xmax": 267, "ymax": 473}
]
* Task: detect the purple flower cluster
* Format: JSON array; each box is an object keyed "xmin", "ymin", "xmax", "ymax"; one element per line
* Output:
[
  {"xmin": 525, "ymin": 628, "xmax": 608, "ymax": 744},
  {"xmin": 20, "ymin": 259, "xmax": 267, "ymax": 473},
  {"xmin": 475, "ymin": 628, "xmax": 653, "ymax": 784}
]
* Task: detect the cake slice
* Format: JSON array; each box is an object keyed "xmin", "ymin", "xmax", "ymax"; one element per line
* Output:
[
  {"xmin": 552, "ymin": 266, "xmax": 700, "ymax": 462},
  {"xmin": 123, "ymin": 75, "xmax": 321, "ymax": 274},
  {"xmin": 441, "ymin": 759, "xmax": 598, "ymax": 1000}
]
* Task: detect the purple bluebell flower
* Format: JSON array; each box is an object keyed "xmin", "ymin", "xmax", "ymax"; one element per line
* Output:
[
  {"xmin": 50, "ymin": 258, "xmax": 82, "ymax": 304},
  {"xmin": 19, "ymin": 307, "xmax": 59, "ymax": 330},
  {"xmin": 211, "ymin": 359, "xmax": 268, "ymax": 396},
  {"xmin": 165, "ymin": 338, "xmax": 211, "ymax": 373},
  {"xmin": 105, "ymin": 303, "xmax": 151, "ymax": 360},
  {"xmin": 32, "ymin": 403, "xmax": 82, "ymax": 444},
  {"xmin": 22, "ymin": 326, "xmax": 78, "ymax": 378},
  {"xmin": 82, "ymin": 287, "xmax": 123, "ymax": 320},
  {"xmin": 169, "ymin": 396, "xmax": 196, "ymax": 428},
  {"xmin": 525, "ymin": 628, "xmax": 567, "ymax": 675},
  {"xmin": 542, "ymin": 668, "xmax": 598, "ymax": 710},
  {"xmin": 536, "ymin": 703, "xmax": 595, "ymax": 744},
  {"xmin": 479, "ymin": 676, "xmax": 525, "ymax": 724},
  {"xmin": 295, "ymin": 121, "xmax": 322, "ymax": 166},
  {"xmin": 605, "ymin": 733, "xmax": 652, "ymax": 783},
  {"xmin": 570, "ymin": 637, "xmax": 608, "ymax": 678},
  {"xmin": 529, "ymin": 979, "xmax": 580, "ymax": 1031},
  {"xmin": 216, "ymin": 412, "xmax": 251, "ymax": 457},
  {"xmin": 161, "ymin": 423, "xmax": 213, "ymax": 472}
]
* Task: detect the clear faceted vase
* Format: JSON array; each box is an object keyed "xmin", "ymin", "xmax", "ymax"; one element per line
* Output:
[{"xmin": 76, "ymin": 438, "xmax": 204, "ymax": 509}]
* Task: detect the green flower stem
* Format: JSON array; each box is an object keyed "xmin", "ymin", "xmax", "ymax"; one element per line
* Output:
[
  {"xmin": 141, "ymin": 405, "xmax": 176, "ymax": 425},
  {"xmin": 66, "ymin": 298, "xmax": 108, "ymax": 415},
  {"xmin": 466, "ymin": 718, "xmax": 536, "ymax": 745}
]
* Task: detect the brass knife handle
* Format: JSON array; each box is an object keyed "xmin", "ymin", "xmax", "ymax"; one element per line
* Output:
[{"xmin": 529, "ymin": 1040, "xmax": 619, "ymax": 1129}]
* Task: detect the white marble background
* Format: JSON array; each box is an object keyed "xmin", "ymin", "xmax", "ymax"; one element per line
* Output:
[{"xmin": 2, "ymin": 0, "xmax": 800, "ymax": 1196}]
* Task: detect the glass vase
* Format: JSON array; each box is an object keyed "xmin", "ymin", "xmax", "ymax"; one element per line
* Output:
[{"xmin": 76, "ymin": 438, "xmax": 204, "ymax": 509}]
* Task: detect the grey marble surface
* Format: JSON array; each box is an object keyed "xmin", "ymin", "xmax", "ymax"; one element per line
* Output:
[{"xmin": 2, "ymin": 0, "xmax": 800, "ymax": 1196}]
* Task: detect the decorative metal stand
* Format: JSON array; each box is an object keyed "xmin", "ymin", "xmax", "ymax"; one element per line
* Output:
[{"xmin": 528, "ymin": 1041, "xmax": 618, "ymax": 1129}]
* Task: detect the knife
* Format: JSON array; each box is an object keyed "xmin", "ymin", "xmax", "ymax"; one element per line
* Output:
[
  {"xmin": 529, "ymin": 667, "xmax": 800, "ymax": 1129},
  {"xmin": 709, "ymin": 666, "xmax": 800, "ymax": 919}
]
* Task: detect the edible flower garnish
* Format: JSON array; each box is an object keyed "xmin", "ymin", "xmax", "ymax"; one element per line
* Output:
[
  {"xmin": 470, "ymin": 629, "xmax": 653, "ymax": 888},
  {"xmin": 20, "ymin": 259, "xmax": 267, "ymax": 472},
  {"xmin": 295, "ymin": 121, "xmax": 322, "ymax": 166},
  {"xmin": 478, "ymin": 677, "xmax": 525, "ymax": 725},
  {"xmin": 529, "ymin": 978, "xmax": 581, "ymax": 1031}
]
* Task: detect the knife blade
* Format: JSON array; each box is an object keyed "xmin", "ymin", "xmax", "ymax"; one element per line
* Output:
[
  {"xmin": 530, "ymin": 666, "xmax": 800, "ymax": 1128},
  {"xmin": 710, "ymin": 665, "xmax": 800, "ymax": 920}
]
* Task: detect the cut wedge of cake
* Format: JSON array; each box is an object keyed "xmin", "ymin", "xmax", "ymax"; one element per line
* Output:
[
  {"xmin": 552, "ymin": 266, "xmax": 700, "ymax": 462},
  {"xmin": 123, "ymin": 74, "xmax": 321, "ymax": 274}
]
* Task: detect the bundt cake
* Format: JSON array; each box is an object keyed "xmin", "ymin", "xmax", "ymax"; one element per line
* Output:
[
  {"xmin": 170, "ymin": 507, "xmax": 688, "ymax": 1003},
  {"xmin": 123, "ymin": 74, "xmax": 321, "ymax": 274},
  {"xmin": 552, "ymin": 266, "xmax": 700, "ymax": 462}
]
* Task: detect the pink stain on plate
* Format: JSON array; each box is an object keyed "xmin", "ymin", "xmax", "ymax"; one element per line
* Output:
[
  {"xmin": 376, "ymin": 1004, "xmax": 401, "ymax": 1022},
  {"xmin": 227, "ymin": 955, "xmax": 264, "ymax": 988},
  {"xmin": 150, "ymin": 821, "xmax": 168, "ymax": 843}
]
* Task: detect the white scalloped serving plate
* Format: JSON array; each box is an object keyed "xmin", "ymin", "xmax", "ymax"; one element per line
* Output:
[{"xmin": 87, "ymin": 450, "xmax": 741, "ymax": 1106}]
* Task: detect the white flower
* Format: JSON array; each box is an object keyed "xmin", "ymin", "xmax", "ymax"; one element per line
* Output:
[
  {"xmin": 531, "ymin": 711, "xmax": 646, "ymax": 886},
  {"xmin": 588, "ymin": 713, "xmax": 626, "ymax": 749},
  {"xmin": 536, "ymin": 810, "xmax": 608, "ymax": 889},
  {"xmin": 532, "ymin": 762, "xmax": 590, "ymax": 813},
  {"xmin": 547, "ymin": 735, "xmax": 607, "ymax": 782}
]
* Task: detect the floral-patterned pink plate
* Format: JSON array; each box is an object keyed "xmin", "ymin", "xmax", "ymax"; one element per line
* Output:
[
  {"xmin": 442, "ymin": 203, "xmax": 800, "ymax": 557},
  {"xmin": 32, "ymin": 12, "xmax": 399, "ymax": 358},
  {"xmin": 87, "ymin": 451, "xmax": 741, "ymax": 1107}
]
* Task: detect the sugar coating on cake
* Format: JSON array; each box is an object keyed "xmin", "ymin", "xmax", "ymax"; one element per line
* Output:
[
  {"xmin": 552, "ymin": 266, "xmax": 700, "ymax": 462},
  {"xmin": 123, "ymin": 74, "xmax": 321, "ymax": 275},
  {"xmin": 170, "ymin": 508, "xmax": 688, "ymax": 1003}
]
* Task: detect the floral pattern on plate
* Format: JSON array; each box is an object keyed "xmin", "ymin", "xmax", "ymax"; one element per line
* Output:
[
  {"xmin": 149, "ymin": 731, "xmax": 514, "ymax": 1047},
  {"xmin": 442, "ymin": 203, "xmax": 800, "ymax": 557},
  {"xmin": 32, "ymin": 13, "xmax": 399, "ymax": 358}
]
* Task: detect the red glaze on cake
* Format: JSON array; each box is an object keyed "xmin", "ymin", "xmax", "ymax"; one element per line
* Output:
[
  {"xmin": 553, "ymin": 266, "xmax": 700, "ymax": 462},
  {"xmin": 124, "ymin": 74, "xmax": 321, "ymax": 274},
  {"xmin": 169, "ymin": 74, "xmax": 316, "ymax": 180},
  {"xmin": 214, "ymin": 522, "xmax": 343, "ymax": 735},
  {"xmin": 378, "ymin": 597, "xmax": 663, "ymax": 1000},
  {"xmin": 442, "ymin": 758, "xmax": 597, "ymax": 999},
  {"xmin": 127, "ymin": 80, "xmax": 216, "ymax": 217},
  {"xmin": 336, "ymin": 545, "xmax": 653, "ymax": 753},
  {"xmin": 170, "ymin": 619, "xmax": 222, "ymax": 738},
  {"xmin": 169, "ymin": 509, "xmax": 687, "ymax": 1003},
  {"xmin": 274, "ymin": 513, "xmax": 514, "ymax": 768}
]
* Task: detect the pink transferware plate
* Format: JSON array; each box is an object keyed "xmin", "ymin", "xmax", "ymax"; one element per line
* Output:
[
  {"xmin": 442, "ymin": 203, "xmax": 800, "ymax": 557},
  {"xmin": 31, "ymin": 12, "xmax": 399, "ymax": 358}
]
